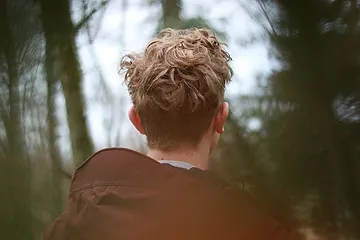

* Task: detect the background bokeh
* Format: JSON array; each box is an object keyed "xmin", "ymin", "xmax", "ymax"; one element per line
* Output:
[{"xmin": 1, "ymin": 0, "xmax": 360, "ymax": 239}]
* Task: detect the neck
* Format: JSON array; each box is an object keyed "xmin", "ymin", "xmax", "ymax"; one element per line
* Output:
[{"xmin": 147, "ymin": 144, "xmax": 210, "ymax": 170}]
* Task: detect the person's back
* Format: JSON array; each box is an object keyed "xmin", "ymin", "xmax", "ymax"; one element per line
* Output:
[{"xmin": 44, "ymin": 28, "xmax": 296, "ymax": 240}]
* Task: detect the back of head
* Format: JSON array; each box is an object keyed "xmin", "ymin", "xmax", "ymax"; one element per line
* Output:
[{"xmin": 120, "ymin": 28, "xmax": 232, "ymax": 150}]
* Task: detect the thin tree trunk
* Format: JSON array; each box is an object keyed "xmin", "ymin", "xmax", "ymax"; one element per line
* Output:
[
  {"xmin": 342, "ymin": 0, "xmax": 360, "ymax": 237},
  {"xmin": 44, "ymin": 39, "xmax": 64, "ymax": 215}
]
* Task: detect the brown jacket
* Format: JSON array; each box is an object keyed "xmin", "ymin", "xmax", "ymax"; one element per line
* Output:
[{"xmin": 45, "ymin": 148, "xmax": 296, "ymax": 240}]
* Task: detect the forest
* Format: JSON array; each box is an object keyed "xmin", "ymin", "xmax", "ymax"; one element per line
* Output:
[{"xmin": 1, "ymin": 0, "xmax": 360, "ymax": 239}]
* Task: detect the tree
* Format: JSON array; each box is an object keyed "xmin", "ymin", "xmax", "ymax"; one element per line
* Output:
[
  {"xmin": 225, "ymin": 0, "xmax": 360, "ymax": 238},
  {"xmin": 154, "ymin": 0, "xmax": 225, "ymax": 38},
  {"xmin": 43, "ymin": 6, "xmax": 65, "ymax": 216},
  {"xmin": 0, "ymin": 0, "xmax": 42, "ymax": 238},
  {"xmin": 161, "ymin": 0, "xmax": 181, "ymax": 28},
  {"xmin": 39, "ymin": 0, "xmax": 94, "ymax": 166}
]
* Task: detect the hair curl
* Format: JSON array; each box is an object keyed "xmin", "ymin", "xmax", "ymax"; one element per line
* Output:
[{"xmin": 120, "ymin": 28, "xmax": 232, "ymax": 150}]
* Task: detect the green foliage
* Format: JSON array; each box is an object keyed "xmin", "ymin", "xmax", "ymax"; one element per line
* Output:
[{"xmin": 154, "ymin": 16, "xmax": 226, "ymax": 40}]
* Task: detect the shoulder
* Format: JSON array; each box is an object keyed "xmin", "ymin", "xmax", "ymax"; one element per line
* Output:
[
  {"xmin": 186, "ymin": 169, "xmax": 299, "ymax": 239},
  {"xmin": 43, "ymin": 212, "xmax": 68, "ymax": 240}
]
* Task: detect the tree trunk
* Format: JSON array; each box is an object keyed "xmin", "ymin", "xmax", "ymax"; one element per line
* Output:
[
  {"xmin": 39, "ymin": 0, "xmax": 94, "ymax": 166},
  {"xmin": 162, "ymin": 0, "xmax": 181, "ymax": 28},
  {"xmin": 0, "ymin": 1, "xmax": 33, "ymax": 239}
]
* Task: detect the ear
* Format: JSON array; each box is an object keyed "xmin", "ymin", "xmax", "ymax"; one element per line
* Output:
[
  {"xmin": 128, "ymin": 106, "xmax": 145, "ymax": 135},
  {"xmin": 214, "ymin": 102, "xmax": 229, "ymax": 134}
]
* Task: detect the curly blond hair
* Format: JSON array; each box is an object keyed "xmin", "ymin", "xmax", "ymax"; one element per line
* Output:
[{"xmin": 120, "ymin": 28, "xmax": 232, "ymax": 150}]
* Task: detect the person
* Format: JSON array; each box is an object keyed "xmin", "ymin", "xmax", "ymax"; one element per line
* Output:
[{"xmin": 44, "ymin": 28, "xmax": 297, "ymax": 240}]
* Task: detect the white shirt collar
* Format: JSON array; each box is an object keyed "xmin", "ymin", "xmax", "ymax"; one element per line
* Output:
[{"xmin": 158, "ymin": 160, "xmax": 195, "ymax": 170}]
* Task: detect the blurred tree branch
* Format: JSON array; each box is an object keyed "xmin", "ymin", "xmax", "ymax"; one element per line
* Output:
[
  {"xmin": 75, "ymin": 0, "xmax": 110, "ymax": 34},
  {"xmin": 236, "ymin": 0, "xmax": 277, "ymax": 38}
]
